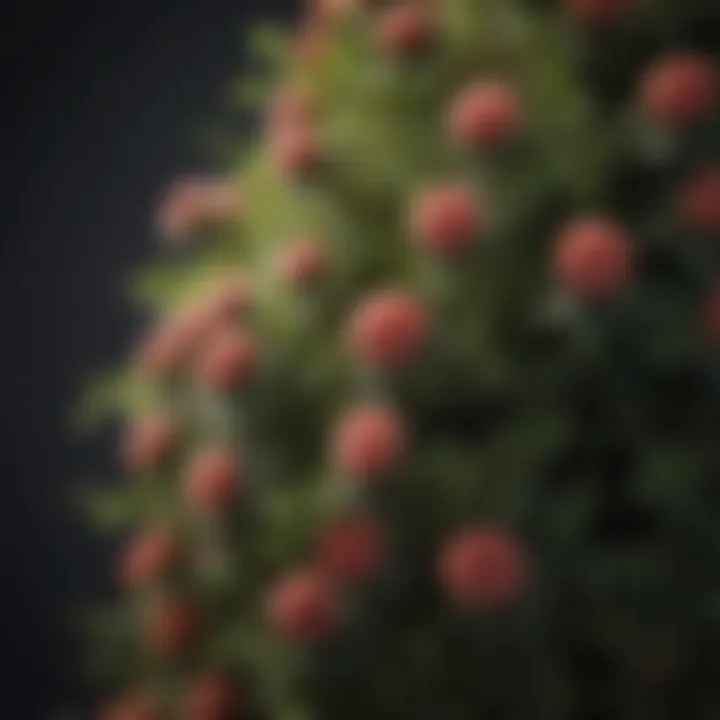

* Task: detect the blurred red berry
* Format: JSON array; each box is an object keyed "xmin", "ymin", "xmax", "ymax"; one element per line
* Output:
[
  {"xmin": 410, "ymin": 185, "xmax": 484, "ymax": 256},
  {"xmin": 197, "ymin": 275, "xmax": 254, "ymax": 328},
  {"xmin": 185, "ymin": 674, "xmax": 239, "ymax": 720},
  {"xmin": 266, "ymin": 569, "xmax": 336, "ymax": 641},
  {"xmin": 156, "ymin": 179, "xmax": 243, "ymax": 243},
  {"xmin": 136, "ymin": 311, "xmax": 206, "ymax": 379},
  {"xmin": 377, "ymin": 5, "xmax": 430, "ymax": 55},
  {"xmin": 349, "ymin": 290, "xmax": 429, "ymax": 368},
  {"xmin": 554, "ymin": 217, "xmax": 634, "ymax": 297},
  {"xmin": 293, "ymin": 21, "xmax": 330, "ymax": 66},
  {"xmin": 122, "ymin": 414, "xmax": 178, "ymax": 474},
  {"xmin": 307, "ymin": 0, "xmax": 357, "ymax": 22},
  {"xmin": 269, "ymin": 86, "xmax": 314, "ymax": 133},
  {"xmin": 316, "ymin": 516, "xmax": 385, "ymax": 585},
  {"xmin": 195, "ymin": 326, "xmax": 259, "ymax": 392},
  {"xmin": 278, "ymin": 236, "xmax": 329, "ymax": 287},
  {"xmin": 566, "ymin": 0, "xmax": 630, "ymax": 26},
  {"xmin": 117, "ymin": 527, "xmax": 178, "ymax": 589},
  {"xmin": 439, "ymin": 525, "xmax": 528, "ymax": 609},
  {"xmin": 640, "ymin": 53, "xmax": 716, "ymax": 128},
  {"xmin": 677, "ymin": 165, "xmax": 720, "ymax": 234},
  {"xmin": 203, "ymin": 183, "xmax": 244, "ymax": 222},
  {"xmin": 448, "ymin": 80, "xmax": 521, "ymax": 147},
  {"xmin": 146, "ymin": 598, "xmax": 200, "ymax": 657},
  {"xmin": 272, "ymin": 124, "xmax": 322, "ymax": 178},
  {"xmin": 98, "ymin": 693, "xmax": 158, "ymax": 720},
  {"xmin": 185, "ymin": 448, "xmax": 241, "ymax": 511},
  {"xmin": 156, "ymin": 179, "xmax": 208, "ymax": 242},
  {"xmin": 333, "ymin": 405, "xmax": 407, "ymax": 482}
]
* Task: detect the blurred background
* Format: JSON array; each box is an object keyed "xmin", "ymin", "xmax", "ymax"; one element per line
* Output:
[{"xmin": 2, "ymin": 2, "xmax": 294, "ymax": 716}]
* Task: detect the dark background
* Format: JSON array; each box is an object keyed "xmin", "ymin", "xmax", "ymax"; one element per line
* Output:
[{"xmin": 2, "ymin": 2, "xmax": 295, "ymax": 716}]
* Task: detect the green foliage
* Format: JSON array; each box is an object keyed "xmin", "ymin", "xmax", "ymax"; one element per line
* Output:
[{"xmin": 82, "ymin": 0, "xmax": 720, "ymax": 717}]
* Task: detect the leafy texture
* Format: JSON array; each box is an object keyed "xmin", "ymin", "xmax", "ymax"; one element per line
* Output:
[{"xmin": 87, "ymin": 1, "xmax": 720, "ymax": 718}]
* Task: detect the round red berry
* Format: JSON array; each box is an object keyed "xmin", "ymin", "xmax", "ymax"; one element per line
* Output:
[
  {"xmin": 377, "ymin": 6, "xmax": 429, "ymax": 54},
  {"xmin": 448, "ymin": 81, "xmax": 521, "ymax": 147},
  {"xmin": 136, "ymin": 312, "xmax": 203, "ymax": 379},
  {"xmin": 195, "ymin": 327, "xmax": 259, "ymax": 392},
  {"xmin": 185, "ymin": 448, "xmax": 241, "ymax": 511},
  {"xmin": 278, "ymin": 236, "xmax": 329, "ymax": 287},
  {"xmin": 203, "ymin": 183, "xmax": 244, "ymax": 223},
  {"xmin": 677, "ymin": 165, "xmax": 720, "ymax": 234},
  {"xmin": 117, "ymin": 527, "xmax": 178, "ymax": 589},
  {"xmin": 293, "ymin": 22, "xmax": 330, "ymax": 66},
  {"xmin": 185, "ymin": 674, "xmax": 238, "ymax": 720},
  {"xmin": 156, "ymin": 179, "xmax": 208, "ymax": 242},
  {"xmin": 348, "ymin": 290, "xmax": 429, "ymax": 368},
  {"xmin": 554, "ymin": 217, "xmax": 633, "ymax": 297},
  {"xmin": 156, "ymin": 179, "xmax": 243, "ymax": 243},
  {"xmin": 269, "ymin": 86, "xmax": 314, "ymax": 133},
  {"xmin": 439, "ymin": 525, "xmax": 528, "ymax": 609},
  {"xmin": 122, "ymin": 414, "xmax": 178, "ymax": 474},
  {"xmin": 272, "ymin": 124, "xmax": 321, "ymax": 177},
  {"xmin": 316, "ymin": 516, "xmax": 385, "ymax": 585},
  {"xmin": 266, "ymin": 569, "xmax": 336, "ymax": 641},
  {"xmin": 410, "ymin": 185, "xmax": 484, "ymax": 256},
  {"xmin": 308, "ymin": 0, "xmax": 357, "ymax": 22},
  {"xmin": 198, "ymin": 275, "xmax": 253, "ymax": 328},
  {"xmin": 640, "ymin": 53, "xmax": 716, "ymax": 129},
  {"xmin": 332, "ymin": 405, "xmax": 407, "ymax": 482},
  {"xmin": 98, "ymin": 693, "xmax": 158, "ymax": 720},
  {"xmin": 146, "ymin": 598, "xmax": 200, "ymax": 657},
  {"xmin": 566, "ymin": 0, "xmax": 630, "ymax": 26}
]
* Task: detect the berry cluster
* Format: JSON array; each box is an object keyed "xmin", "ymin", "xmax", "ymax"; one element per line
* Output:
[{"xmin": 96, "ymin": 0, "xmax": 720, "ymax": 717}]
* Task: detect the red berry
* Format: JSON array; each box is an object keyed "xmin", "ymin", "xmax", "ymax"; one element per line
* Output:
[
  {"xmin": 146, "ymin": 598, "xmax": 200, "ymax": 657},
  {"xmin": 185, "ymin": 448, "xmax": 241, "ymax": 511},
  {"xmin": 278, "ymin": 236, "xmax": 329, "ymax": 287},
  {"xmin": 439, "ymin": 526, "xmax": 528, "ymax": 609},
  {"xmin": 122, "ymin": 414, "xmax": 178, "ymax": 474},
  {"xmin": 316, "ymin": 516, "xmax": 385, "ymax": 585},
  {"xmin": 293, "ymin": 22, "xmax": 330, "ymax": 66},
  {"xmin": 566, "ymin": 0, "xmax": 630, "ymax": 26},
  {"xmin": 156, "ymin": 179, "xmax": 243, "ymax": 243},
  {"xmin": 448, "ymin": 81, "xmax": 521, "ymax": 147},
  {"xmin": 332, "ymin": 405, "xmax": 407, "ymax": 482},
  {"xmin": 640, "ymin": 53, "xmax": 716, "ymax": 129},
  {"xmin": 269, "ymin": 86, "xmax": 314, "ymax": 133},
  {"xmin": 266, "ymin": 569, "xmax": 336, "ymax": 641},
  {"xmin": 203, "ymin": 183, "xmax": 244, "ymax": 223},
  {"xmin": 98, "ymin": 693, "xmax": 158, "ymax": 720},
  {"xmin": 554, "ymin": 217, "xmax": 633, "ymax": 297},
  {"xmin": 308, "ymin": 0, "xmax": 357, "ymax": 22},
  {"xmin": 272, "ymin": 124, "xmax": 321, "ymax": 177},
  {"xmin": 348, "ymin": 290, "xmax": 429, "ymax": 368},
  {"xmin": 117, "ymin": 527, "xmax": 178, "ymax": 589},
  {"xmin": 195, "ymin": 327, "xmax": 259, "ymax": 392},
  {"xmin": 186, "ymin": 674, "xmax": 238, "ymax": 720},
  {"xmin": 197, "ymin": 275, "xmax": 254, "ymax": 329},
  {"xmin": 136, "ymin": 312, "xmax": 204, "ymax": 379},
  {"xmin": 410, "ymin": 185, "xmax": 484, "ymax": 256},
  {"xmin": 377, "ymin": 6, "xmax": 429, "ymax": 54},
  {"xmin": 677, "ymin": 166, "xmax": 720, "ymax": 234},
  {"xmin": 156, "ymin": 179, "xmax": 208, "ymax": 242}
]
